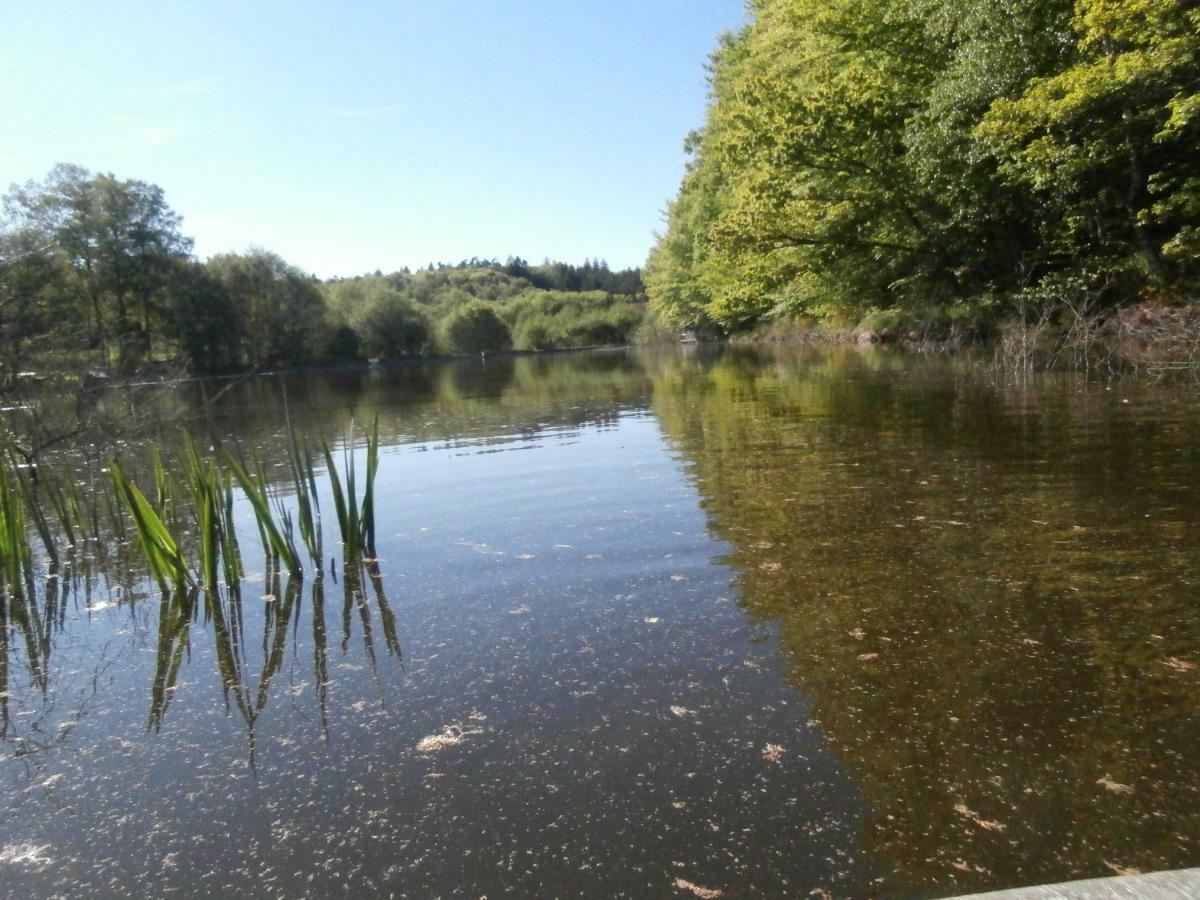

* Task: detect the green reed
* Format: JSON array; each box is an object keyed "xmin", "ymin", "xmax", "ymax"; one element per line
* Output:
[
  {"xmin": 108, "ymin": 458, "xmax": 194, "ymax": 594},
  {"xmin": 181, "ymin": 435, "xmax": 242, "ymax": 589},
  {"xmin": 0, "ymin": 452, "xmax": 32, "ymax": 599},
  {"xmin": 221, "ymin": 447, "xmax": 302, "ymax": 577},
  {"xmin": 5, "ymin": 411, "xmax": 384, "ymax": 599},
  {"xmin": 320, "ymin": 417, "xmax": 380, "ymax": 563},
  {"xmin": 286, "ymin": 426, "xmax": 323, "ymax": 568}
]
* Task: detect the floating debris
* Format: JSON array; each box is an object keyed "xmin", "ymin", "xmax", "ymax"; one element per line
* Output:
[
  {"xmin": 671, "ymin": 574, "xmax": 689, "ymax": 581},
  {"xmin": 644, "ymin": 617, "xmax": 661, "ymax": 625},
  {"xmin": 758, "ymin": 561, "xmax": 782, "ymax": 572},
  {"xmin": 675, "ymin": 877, "xmax": 723, "ymax": 898},
  {"xmin": 1165, "ymin": 657, "xmax": 1196, "ymax": 673},
  {"xmin": 508, "ymin": 605, "xmax": 532, "ymax": 615},
  {"xmin": 670, "ymin": 706, "xmax": 695, "ymax": 718},
  {"xmin": 857, "ymin": 653, "xmax": 879, "ymax": 662},
  {"xmin": 762, "ymin": 743, "xmax": 785, "ymax": 763},
  {"xmin": 0, "ymin": 843, "xmax": 52, "ymax": 869},
  {"xmin": 1097, "ymin": 776, "xmax": 1135, "ymax": 795},
  {"xmin": 954, "ymin": 802, "xmax": 1006, "ymax": 832},
  {"xmin": 1104, "ymin": 861, "xmax": 1142, "ymax": 876},
  {"xmin": 415, "ymin": 725, "xmax": 480, "ymax": 753}
]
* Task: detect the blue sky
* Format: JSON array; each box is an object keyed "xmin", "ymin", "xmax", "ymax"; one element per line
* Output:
[{"xmin": 2, "ymin": 1, "xmax": 745, "ymax": 277}]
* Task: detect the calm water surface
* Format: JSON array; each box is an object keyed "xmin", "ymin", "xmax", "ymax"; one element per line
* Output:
[{"xmin": 2, "ymin": 347, "xmax": 1198, "ymax": 897}]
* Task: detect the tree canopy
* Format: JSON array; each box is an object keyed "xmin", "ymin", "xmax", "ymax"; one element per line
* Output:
[
  {"xmin": 647, "ymin": 0, "xmax": 1200, "ymax": 332},
  {"xmin": 1, "ymin": 165, "xmax": 646, "ymax": 379}
]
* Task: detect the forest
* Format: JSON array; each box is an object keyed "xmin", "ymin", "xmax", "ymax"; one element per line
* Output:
[
  {"xmin": 0, "ymin": 164, "xmax": 646, "ymax": 381},
  {"xmin": 646, "ymin": 0, "xmax": 1199, "ymax": 342}
]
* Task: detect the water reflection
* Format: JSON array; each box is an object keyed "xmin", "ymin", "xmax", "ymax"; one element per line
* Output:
[
  {"xmin": 143, "ymin": 561, "xmax": 402, "ymax": 767},
  {"xmin": 1, "ymin": 346, "xmax": 1197, "ymax": 897},
  {"xmin": 652, "ymin": 345, "xmax": 1200, "ymax": 895}
]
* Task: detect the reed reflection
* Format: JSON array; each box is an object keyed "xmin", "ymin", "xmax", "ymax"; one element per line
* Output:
[{"xmin": 146, "ymin": 559, "xmax": 402, "ymax": 765}]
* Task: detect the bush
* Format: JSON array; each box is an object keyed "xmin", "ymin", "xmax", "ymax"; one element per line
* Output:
[
  {"xmin": 360, "ymin": 295, "xmax": 429, "ymax": 357},
  {"xmin": 632, "ymin": 308, "xmax": 682, "ymax": 344},
  {"xmin": 503, "ymin": 291, "xmax": 643, "ymax": 350},
  {"xmin": 439, "ymin": 300, "xmax": 511, "ymax": 354}
]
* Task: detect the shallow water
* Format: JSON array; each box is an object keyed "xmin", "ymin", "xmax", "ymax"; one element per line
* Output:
[{"xmin": 2, "ymin": 346, "xmax": 1198, "ymax": 897}]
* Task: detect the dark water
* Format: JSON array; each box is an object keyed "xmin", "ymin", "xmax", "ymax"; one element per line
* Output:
[{"xmin": 2, "ymin": 347, "xmax": 1198, "ymax": 898}]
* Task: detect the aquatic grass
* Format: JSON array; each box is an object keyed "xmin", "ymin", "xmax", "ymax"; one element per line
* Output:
[
  {"xmin": 321, "ymin": 434, "xmax": 358, "ymax": 561},
  {"xmin": 320, "ymin": 417, "xmax": 380, "ymax": 563},
  {"xmin": 0, "ymin": 452, "xmax": 32, "ymax": 600},
  {"xmin": 108, "ymin": 459, "xmax": 193, "ymax": 594},
  {"xmin": 3, "ymin": 408, "xmax": 383, "ymax": 599},
  {"xmin": 286, "ymin": 426, "xmax": 323, "ymax": 568},
  {"xmin": 39, "ymin": 466, "xmax": 83, "ymax": 550},
  {"xmin": 7, "ymin": 456, "xmax": 58, "ymax": 569},
  {"xmin": 221, "ymin": 447, "xmax": 302, "ymax": 577},
  {"xmin": 0, "ymin": 450, "xmax": 86, "ymax": 560},
  {"xmin": 361, "ymin": 417, "xmax": 380, "ymax": 559},
  {"xmin": 217, "ymin": 465, "xmax": 242, "ymax": 591},
  {"xmin": 182, "ymin": 436, "xmax": 232, "ymax": 590}
]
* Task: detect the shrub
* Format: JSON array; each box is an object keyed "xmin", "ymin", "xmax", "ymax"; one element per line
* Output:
[{"xmin": 439, "ymin": 300, "xmax": 511, "ymax": 354}]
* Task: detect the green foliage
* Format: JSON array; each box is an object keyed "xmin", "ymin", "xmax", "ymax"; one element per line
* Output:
[
  {"xmin": 0, "ymin": 452, "xmax": 32, "ymax": 599},
  {"xmin": 438, "ymin": 300, "xmax": 512, "ymax": 354},
  {"xmin": 0, "ymin": 228, "xmax": 79, "ymax": 383},
  {"xmin": 325, "ymin": 276, "xmax": 429, "ymax": 358},
  {"xmin": 0, "ymin": 164, "xmax": 650, "ymax": 375},
  {"xmin": 3, "ymin": 164, "xmax": 192, "ymax": 371},
  {"xmin": 205, "ymin": 251, "xmax": 327, "ymax": 370},
  {"xmin": 319, "ymin": 419, "xmax": 379, "ymax": 562},
  {"xmin": 977, "ymin": 0, "xmax": 1200, "ymax": 288},
  {"xmin": 167, "ymin": 262, "xmax": 244, "ymax": 374},
  {"xmin": 221, "ymin": 447, "xmax": 303, "ymax": 576},
  {"xmin": 502, "ymin": 291, "xmax": 644, "ymax": 350},
  {"xmin": 648, "ymin": 0, "xmax": 1200, "ymax": 331},
  {"xmin": 108, "ymin": 459, "xmax": 193, "ymax": 593}
]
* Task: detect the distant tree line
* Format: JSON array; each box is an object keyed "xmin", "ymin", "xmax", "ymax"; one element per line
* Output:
[
  {"xmin": 0, "ymin": 164, "xmax": 645, "ymax": 381},
  {"xmin": 647, "ymin": 0, "xmax": 1199, "ymax": 335}
]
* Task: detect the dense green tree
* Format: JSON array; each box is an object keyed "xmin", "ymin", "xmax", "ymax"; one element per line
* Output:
[
  {"xmin": 438, "ymin": 300, "xmax": 512, "ymax": 354},
  {"xmin": 3, "ymin": 164, "xmax": 653, "ymax": 375},
  {"xmin": 205, "ymin": 251, "xmax": 326, "ymax": 369},
  {"xmin": 0, "ymin": 228, "xmax": 79, "ymax": 383},
  {"xmin": 166, "ymin": 262, "xmax": 242, "ymax": 374},
  {"xmin": 502, "ymin": 290, "xmax": 643, "ymax": 349},
  {"xmin": 978, "ymin": 0, "xmax": 1200, "ymax": 289},
  {"xmin": 359, "ymin": 293, "xmax": 429, "ymax": 357},
  {"xmin": 648, "ymin": 0, "xmax": 1200, "ymax": 332},
  {"xmin": 3, "ymin": 164, "xmax": 192, "ymax": 368}
]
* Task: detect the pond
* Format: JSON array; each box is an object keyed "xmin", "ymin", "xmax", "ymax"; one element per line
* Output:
[{"xmin": 2, "ymin": 346, "xmax": 1198, "ymax": 897}]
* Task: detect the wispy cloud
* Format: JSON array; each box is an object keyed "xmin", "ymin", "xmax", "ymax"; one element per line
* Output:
[
  {"xmin": 154, "ymin": 76, "xmax": 219, "ymax": 99},
  {"xmin": 327, "ymin": 104, "xmax": 403, "ymax": 119}
]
